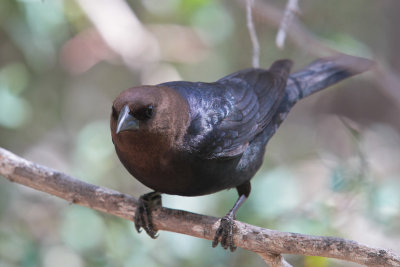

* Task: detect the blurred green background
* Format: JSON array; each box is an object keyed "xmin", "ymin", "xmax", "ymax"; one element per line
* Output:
[{"xmin": 1, "ymin": 0, "xmax": 400, "ymax": 266}]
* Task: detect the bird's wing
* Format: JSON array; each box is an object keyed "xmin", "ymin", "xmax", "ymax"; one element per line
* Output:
[{"xmin": 162, "ymin": 60, "xmax": 292, "ymax": 159}]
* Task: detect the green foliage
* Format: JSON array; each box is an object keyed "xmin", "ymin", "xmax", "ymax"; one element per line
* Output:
[
  {"xmin": 61, "ymin": 207, "xmax": 106, "ymax": 252},
  {"xmin": 73, "ymin": 121, "xmax": 115, "ymax": 182},
  {"xmin": 304, "ymin": 256, "xmax": 328, "ymax": 267}
]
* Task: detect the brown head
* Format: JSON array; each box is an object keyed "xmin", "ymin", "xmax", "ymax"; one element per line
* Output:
[
  {"xmin": 110, "ymin": 85, "xmax": 190, "ymax": 188},
  {"xmin": 111, "ymin": 85, "xmax": 190, "ymax": 149}
]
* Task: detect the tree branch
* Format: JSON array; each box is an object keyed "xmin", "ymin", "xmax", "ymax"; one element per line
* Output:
[
  {"xmin": 275, "ymin": 0, "xmax": 299, "ymax": 49},
  {"xmin": 246, "ymin": 0, "xmax": 260, "ymax": 68},
  {"xmin": 0, "ymin": 147, "xmax": 399, "ymax": 266}
]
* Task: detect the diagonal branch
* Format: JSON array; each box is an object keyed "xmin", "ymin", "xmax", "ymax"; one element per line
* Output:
[{"xmin": 0, "ymin": 147, "xmax": 399, "ymax": 266}]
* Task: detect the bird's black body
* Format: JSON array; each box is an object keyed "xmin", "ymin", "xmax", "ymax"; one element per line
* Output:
[
  {"xmin": 152, "ymin": 60, "xmax": 292, "ymax": 196},
  {"xmin": 110, "ymin": 55, "xmax": 373, "ymax": 250}
]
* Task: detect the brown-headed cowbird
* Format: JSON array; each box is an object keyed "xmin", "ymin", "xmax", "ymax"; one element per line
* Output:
[{"xmin": 110, "ymin": 55, "xmax": 372, "ymax": 251}]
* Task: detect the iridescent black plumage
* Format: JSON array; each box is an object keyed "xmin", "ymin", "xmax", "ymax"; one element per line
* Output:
[{"xmin": 111, "ymin": 55, "xmax": 373, "ymax": 251}]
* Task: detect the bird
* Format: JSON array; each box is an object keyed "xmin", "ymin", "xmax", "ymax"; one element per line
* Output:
[{"xmin": 110, "ymin": 55, "xmax": 372, "ymax": 251}]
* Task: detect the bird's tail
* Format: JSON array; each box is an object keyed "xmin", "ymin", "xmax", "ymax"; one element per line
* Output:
[
  {"xmin": 269, "ymin": 54, "xmax": 374, "ymax": 129},
  {"xmin": 286, "ymin": 54, "xmax": 374, "ymax": 104}
]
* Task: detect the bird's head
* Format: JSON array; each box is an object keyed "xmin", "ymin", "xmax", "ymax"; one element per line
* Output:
[{"xmin": 110, "ymin": 85, "xmax": 189, "ymax": 150}]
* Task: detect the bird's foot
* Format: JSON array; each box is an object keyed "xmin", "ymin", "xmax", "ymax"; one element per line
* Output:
[
  {"xmin": 212, "ymin": 213, "xmax": 237, "ymax": 252},
  {"xmin": 134, "ymin": 192, "xmax": 162, "ymax": 239}
]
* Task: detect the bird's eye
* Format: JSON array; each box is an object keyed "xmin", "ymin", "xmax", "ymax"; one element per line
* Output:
[
  {"xmin": 111, "ymin": 105, "xmax": 118, "ymax": 118},
  {"xmin": 132, "ymin": 104, "xmax": 154, "ymax": 121},
  {"xmin": 145, "ymin": 105, "xmax": 153, "ymax": 119}
]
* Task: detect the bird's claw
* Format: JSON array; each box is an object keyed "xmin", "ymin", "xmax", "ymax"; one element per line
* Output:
[
  {"xmin": 134, "ymin": 192, "xmax": 162, "ymax": 239},
  {"xmin": 212, "ymin": 214, "xmax": 237, "ymax": 252}
]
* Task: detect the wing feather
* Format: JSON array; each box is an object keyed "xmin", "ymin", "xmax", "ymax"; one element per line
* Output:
[{"xmin": 161, "ymin": 59, "xmax": 292, "ymax": 159}]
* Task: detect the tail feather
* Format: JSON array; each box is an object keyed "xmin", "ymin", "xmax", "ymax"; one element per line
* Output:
[
  {"xmin": 269, "ymin": 54, "xmax": 374, "ymax": 131},
  {"xmin": 287, "ymin": 54, "xmax": 374, "ymax": 102}
]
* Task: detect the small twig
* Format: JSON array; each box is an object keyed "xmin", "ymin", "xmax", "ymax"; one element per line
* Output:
[
  {"xmin": 246, "ymin": 0, "xmax": 260, "ymax": 68},
  {"xmin": 241, "ymin": 0, "xmax": 336, "ymax": 55},
  {"xmin": 0, "ymin": 147, "xmax": 399, "ymax": 266},
  {"xmin": 258, "ymin": 252, "xmax": 293, "ymax": 267},
  {"xmin": 276, "ymin": 0, "xmax": 299, "ymax": 49},
  {"xmin": 239, "ymin": 0, "xmax": 400, "ymax": 108}
]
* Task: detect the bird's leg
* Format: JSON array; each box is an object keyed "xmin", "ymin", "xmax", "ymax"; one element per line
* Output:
[
  {"xmin": 134, "ymin": 191, "xmax": 162, "ymax": 239},
  {"xmin": 212, "ymin": 182, "xmax": 251, "ymax": 252}
]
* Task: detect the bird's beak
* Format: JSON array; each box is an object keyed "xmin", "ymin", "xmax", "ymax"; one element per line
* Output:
[{"xmin": 116, "ymin": 104, "xmax": 139, "ymax": 134}]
